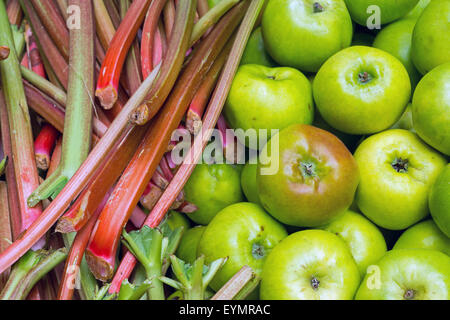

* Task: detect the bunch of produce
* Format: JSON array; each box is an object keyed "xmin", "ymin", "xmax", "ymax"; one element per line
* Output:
[{"xmin": 0, "ymin": 0, "xmax": 448, "ymax": 301}]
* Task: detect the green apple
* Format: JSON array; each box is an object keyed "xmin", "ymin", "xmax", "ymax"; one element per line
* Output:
[
  {"xmin": 354, "ymin": 129, "xmax": 447, "ymax": 230},
  {"xmin": 356, "ymin": 249, "xmax": 450, "ymax": 300},
  {"xmin": 224, "ymin": 64, "xmax": 314, "ymax": 148},
  {"xmin": 313, "ymin": 46, "xmax": 411, "ymax": 135},
  {"xmin": 344, "ymin": 0, "xmax": 420, "ymax": 25},
  {"xmin": 322, "ymin": 210, "xmax": 387, "ymax": 276},
  {"xmin": 405, "ymin": 0, "xmax": 431, "ymax": 19},
  {"xmin": 394, "ymin": 220, "xmax": 450, "ymax": 255},
  {"xmin": 411, "ymin": 0, "xmax": 450, "ymax": 74},
  {"xmin": 390, "ymin": 103, "xmax": 415, "ymax": 132},
  {"xmin": 260, "ymin": 230, "xmax": 360, "ymax": 300},
  {"xmin": 240, "ymin": 27, "xmax": 275, "ymax": 67},
  {"xmin": 261, "ymin": 0, "xmax": 353, "ymax": 72},
  {"xmin": 429, "ymin": 164, "xmax": 450, "ymax": 237},
  {"xmin": 197, "ymin": 202, "xmax": 288, "ymax": 292},
  {"xmin": 412, "ymin": 63, "xmax": 450, "ymax": 155},
  {"xmin": 373, "ymin": 19, "xmax": 421, "ymax": 89},
  {"xmin": 175, "ymin": 226, "xmax": 206, "ymax": 264},
  {"xmin": 240, "ymin": 161, "xmax": 262, "ymax": 206},
  {"xmin": 257, "ymin": 124, "xmax": 359, "ymax": 227},
  {"xmin": 165, "ymin": 210, "xmax": 190, "ymax": 232},
  {"xmin": 184, "ymin": 163, "xmax": 244, "ymax": 225}
]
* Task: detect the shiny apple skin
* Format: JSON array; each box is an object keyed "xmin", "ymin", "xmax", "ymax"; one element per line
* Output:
[
  {"xmin": 412, "ymin": 63, "xmax": 450, "ymax": 156},
  {"xmin": 322, "ymin": 210, "xmax": 387, "ymax": 276},
  {"xmin": 373, "ymin": 18, "xmax": 421, "ymax": 89},
  {"xmin": 429, "ymin": 164, "xmax": 450, "ymax": 237},
  {"xmin": 260, "ymin": 230, "xmax": 360, "ymax": 300},
  {"xmin": 257, "ymin": 124, "xmax": 359, "ymax": 227},
  {"xmin": 240, "ymin": 27, "xmax": 275, "ymax": 67},
  {"xmin": 411, "ymin": 0, "xmax": 450, "ymax": 74},
  {"xmin": 197, "ymin": 202, "xmax": 288, "ymax": 292},
  {"xmin": 344, "ymin": 0, "xmax": 420, "ymax": 25},
  {"xmin": 356, "ymin": 249, "xmax": 450, "ymax": 300},
  {"xmin": 313, "ymin": 46, "xmax": 411, "ymax": 135},
  {"xmin": 354, "ymin": 129, "xmax": 447, "ymax": 230},
  {"xmin": 393, "ymin": 220, "xmax": 450, "ymax": 255},
  {"xmin": 261, "ymin": 0, "xmax": 353, "ymax": 72},
  {"xmin": 175, "ymin": 226, "xmax": 206, "ymax": 264}
]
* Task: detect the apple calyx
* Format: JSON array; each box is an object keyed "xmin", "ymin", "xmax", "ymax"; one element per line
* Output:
[
  {"xmin": 252, "ymin": 243, "xmax": 266, "ymax": 260},
  {"xmin": 300, "ymin": 161, "xmax": 317, "ymax": 179},
  {"xmin": 403, "ymin": 289, "xmax": 415, "ymax": 300},
  {"xmin": 358, "ymin": 72, "xmax": 372, "ymax": 84},
  {"xmin": 313, "ymin": 2, "xmax": 324, "ymax": 13},
  {"xmin": 311, "ymin": 277, "xmax": 320, "ymax": 290},
  {"xmin": 391, "ymin": 157, "xmax": 409, "ymax": 173}
]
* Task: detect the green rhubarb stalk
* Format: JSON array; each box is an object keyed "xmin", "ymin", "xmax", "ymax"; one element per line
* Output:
[
  {"xmin": 20, "ymin": 66, "xmax": 66, "ymax": 106},
  {"xmin": 27, "ymin": 0, "xmax": 95, "ymax": 206},
  {"xmin": 0, "ymin": 156, "xmax": 7, "ymax": 176},
  {"xmin": 160, "ymin": 255, "xmax": 227, "ymax": 300},
  {"xmin": 211, "ymin": 265, "xmax": 260, "ymax": 300},
  {"xmin": 0, "ymin": 248, "xmax": 67, "ymax": 300}
]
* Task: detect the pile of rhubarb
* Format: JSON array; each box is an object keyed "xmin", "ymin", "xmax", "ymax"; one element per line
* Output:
[{"xmin": 0, "ymin": 0, "xmax": 263, "ymax": 300}]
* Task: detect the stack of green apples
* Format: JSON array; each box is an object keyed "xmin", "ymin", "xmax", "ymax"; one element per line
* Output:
[{"xmin": 171, "ymin": 0, "xmax": 450, "ymax": 300}]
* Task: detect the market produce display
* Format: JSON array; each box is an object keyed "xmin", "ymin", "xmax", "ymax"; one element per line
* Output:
[{"xmin": 0, "ymin": 0, "xmax": 448, "ymax": 302}]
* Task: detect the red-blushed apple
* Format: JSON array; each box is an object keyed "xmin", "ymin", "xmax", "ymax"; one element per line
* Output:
[
  {"xmin": 257, "ymin": 124, "xmax": 359, "ymax": 227},
  {"xmin": 393, "ymin": 220, "xmax": 450, "ymax": 255},
  {"xmin": 356, "ymin": 249, "xmax": 450, "ymax": 300},
  {"xmin": 197, "ymin": 202, "xmax": 288, "ymax": 293},
  {"xmin": 260, "ymin": 230, "xmax": 360, "ymax": 300},
  {"xmin": 261, "ymin": 0, "xmax": 353, "ymax": 72},
  {"xmin": 313, "ymin": 46, "xmax": 411, "ymax": 135},
  {"xmin": 354, "ymin": 129, "xmax": 447, "ymax": 230},
  {"xmin": 411, "ymin": 0, "xmax": 450, "ymax": 74},
  {"xmin": 412, "ymin": 63, "xmax": 450, "ymax": 155},
  {"xmin": 429, "ymin": 164, "xmax": 450, "ymax": 237},
  {"xmin": 344, "ymin": 0, "xmax": 420, "ymax": 25},
  {"xmin": 321, "ymin": 210, "xmax": 387, "ymax": 276}
]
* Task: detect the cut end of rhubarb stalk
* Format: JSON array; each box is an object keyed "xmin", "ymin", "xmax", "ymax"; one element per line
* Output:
[
  {"xmin": 85, "ymin": 250, "xmax": 115, "ymax": 282},
  {"xmin": 54, "ymin": 217, "xmax": 76, "ymax": 234},
  {"xmin": 95, "ymin": 85, "xmax": 118, "ymax": 110},
  {"xmin": 0, "ymin": 46, "xmax": 10, "ymax": 61},
  {"xmin": 140, "ymin": 185, "xmax": 163, "ymax": 211},
  {"xmin": 186, "ymin": 109, "xmax": 203, "ymax": 136},
  {"xmin": 129, "ymin": 104, "xmax": 150, "ymax": 125},
  {"xmin": 35, "ymin": 154, "xmax": 51, "ymax": 171}
]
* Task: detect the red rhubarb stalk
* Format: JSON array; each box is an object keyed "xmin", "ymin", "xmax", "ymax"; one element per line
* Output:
[
  {"xmin": 30, "ymin": 0, "xmax": 69, "ymax": 60},
  {"xmin": 95, "ymin": 0, "xmax": 152, "ymax": 109},
  {"xmin": 20, "ymin": 0, "xmax": 69, "ymax": 89},
  {"xmin": 186, "ymin": 45, "xmax": 230, "ymax": 135},
  {"xmin": 103, "ymin": 0, "xmax": 121, "ymax": 29},
  {"xmin": 85, "ymin": 1, "xmax": 198, "ymax": 281},
  {"xmin": 163, "ymin": 0, "xmax": 176, "ymax": 40},
  {"xmin": 140, "ymin": 0, "xmax": 167, "ymax": 79},
  {"xmin": 197, "ymin": 0, "xmax": 210, "ymax": 17},
  {"xmin": 23, "ymin": 24, "xmax": 46, "ymax": 78},
  {"xmin": 93, "ymin": 0, "xmax": 116, "ymax": 51},
  {"xmin": 46, "ymin": 137, "xmax": 62, "ymax": 178},
  {"xmin": 109, "ymin": 0, "xmax": 262, "ymax": 293},
  {"xmin": 0, "ymin": 1, "xmax": 43, "ymax": 232},
  {"xmin": 0, "ymin": 181, "xmax": 12, "ymax": 290},
  {"xmin": 6, "ymin": 0, "xmax": 22, "ymax": 25},
  {"xmin": 34, "ymin": 124, "xmax": 59, "ymax": 171},
  {"xmin": 89, "ymin": 1, "xmax": 245, "ymax": 283}
]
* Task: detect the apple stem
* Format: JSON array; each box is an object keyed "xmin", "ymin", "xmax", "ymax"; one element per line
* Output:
[
  {"xmin": 311, "ymin": 277, "xmax": 320, "ymax": 290},
  {"xmin": 358, "ymin": 71, "xmax": 372, "ymax": 84},
  {"xmin": 391, "ymin": 157, "xmax": 409, "ymax": 173},
  {"xmin": 404, "ymin": 289, "xmax": 415, "ymax": 300}
]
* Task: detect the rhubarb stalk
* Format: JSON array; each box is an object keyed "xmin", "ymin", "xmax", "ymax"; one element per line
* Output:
[
  {"xmin": 30, "ymin": 0, "xmax": 69, "ymax": 60},
  {"xmin": 34, "ymin": 124, "xmax": 59, "ymax": 171},
  {"xmin": 0, "ymin": 46, "xmax": 9, "ymax": 61},
  {"xmin": 23, "ymin": 23, "xmax": 46, "ymax": 78},
  {"xmin": 27, "ymin": 0, "xmax": 95, "ymax": 206},
  {"xmin": 163, "ymin": 0, "xmax": 175, "ymax": 39},
  {"xmin": 140, "ymin": 0, "xmax": 167, "ymax": 79},
  {"xmin": 88, "ymin": 1, "xmax": 244, "ymax": 283},
  {"xmin": 0, "ymin": 0, "xmax": 42, "ymax": 231},
  {"xmin": 109, "ymin": 0, "xmax": 263, "ymax": 293},
  {"xmin": 20, "ymin": 0, "xmax": 68, "ymax": 89},
  {"xmin": 6, "ymin": 0, "xmax": 22, "ymax": 25},
  {"xmin": 95, "ymin": 0, "xmax": 152, "ymax": 109},
  {"xmin": 0, "ymin": 181, "xmax": 12, "ymax": 289},
  {"xmin": 211, "ymin": 265, "xmax": 259, "ymax": 300}
]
